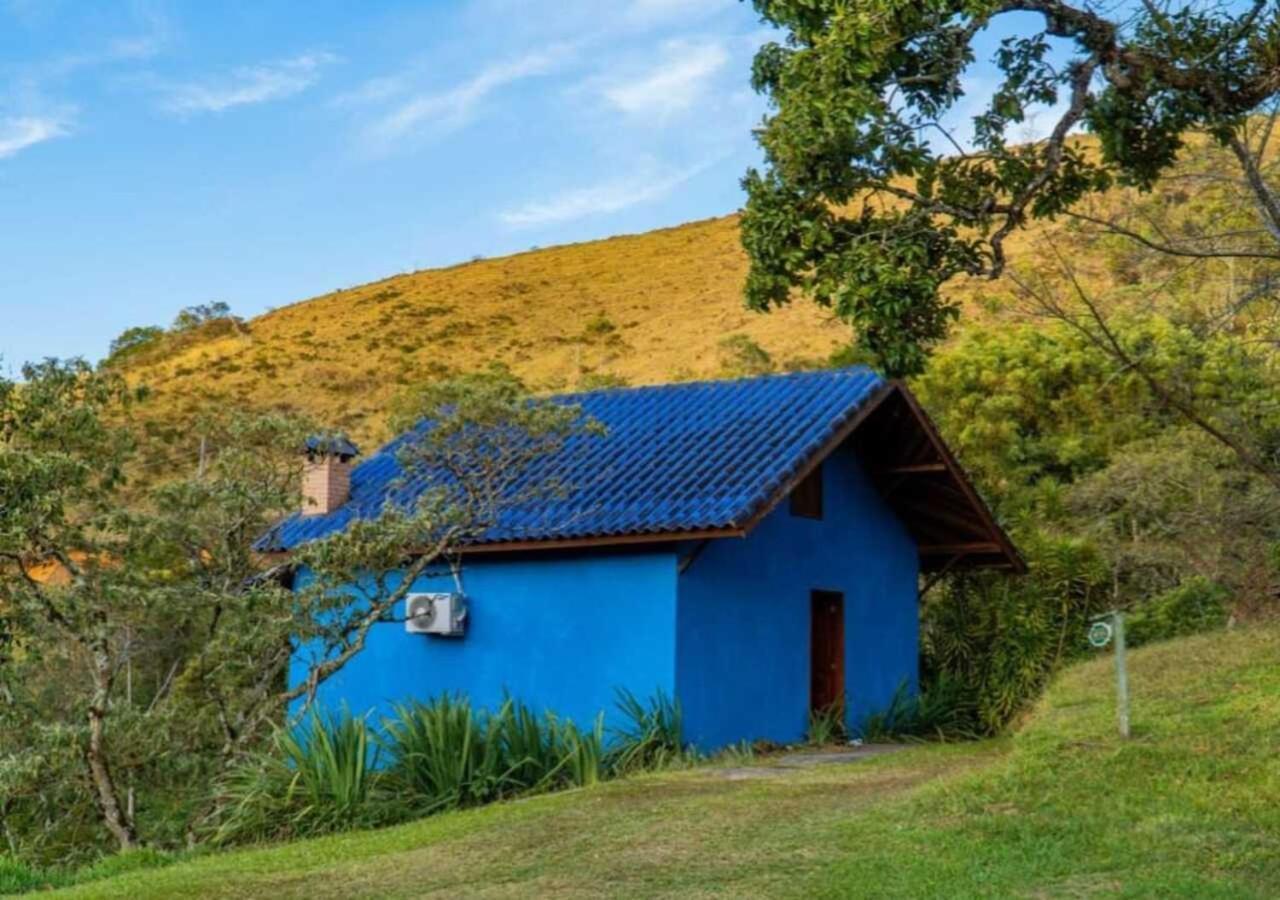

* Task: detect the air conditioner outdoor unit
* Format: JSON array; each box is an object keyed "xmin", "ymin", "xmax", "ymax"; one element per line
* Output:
[{"xmin": 404, "ymin": 593, "xmax": 467, "ymax": 636}]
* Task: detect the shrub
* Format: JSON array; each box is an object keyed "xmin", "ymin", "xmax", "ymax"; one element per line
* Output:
[
  {"xmin": 210, "ymin": 711, "xmax": 389, "ymax": 845},
  {"xmin": 577, "ymin": 372, "xmax": 630, "ymax": 391},
  {"xmin": 718, "ymin": 335, "xmax": 774, "ymax": 377},
  {"xmin": 105, "ymin": 325, "xmax": 165, "ymax": 366},
  {"xmin": 1127, "ymin": 577, "xmax": 1229, "ymax": 647},
  {"xmin": 582, "ymin": 314, "xmax": 617, "ymax": 338},
  {"xmin": 378, "ymin": 695, "xmax": 607, "ymax": 810},
  {"xmin": 923, "ymin": 533, "xmax": 1110, "ymax": 734},
  {"xmin": 208, "ymin": 692, "xmax": 683, "ymax": 850}
]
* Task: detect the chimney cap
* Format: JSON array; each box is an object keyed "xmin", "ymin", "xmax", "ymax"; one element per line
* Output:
[{"xmin": 304, "ymin": 434, "xmax": 360, "ymax": 461}]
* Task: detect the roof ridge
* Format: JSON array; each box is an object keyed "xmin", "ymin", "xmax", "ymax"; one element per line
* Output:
[{"xmin": 546, "ymin": 365, "xmax": 879, "ymax": 405}]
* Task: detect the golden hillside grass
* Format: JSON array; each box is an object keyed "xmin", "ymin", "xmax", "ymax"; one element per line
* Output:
[
  {"xmin": 120, "ymin": 133, "xmax": 1262, "ymax": 455},
  {"xmin": 125, "ymin": 215, "xmax": 850, "ymax": 449}
]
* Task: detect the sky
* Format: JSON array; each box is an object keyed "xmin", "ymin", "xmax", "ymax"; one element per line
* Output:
[{"xmin": 0, "ymin": 1, "xmax": 1063, "ymax": 370}]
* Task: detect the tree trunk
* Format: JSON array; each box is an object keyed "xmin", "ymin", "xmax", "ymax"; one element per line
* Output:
[{"xmin": 86, "ymin": 648, "xmax": 138, "ymax": 851}]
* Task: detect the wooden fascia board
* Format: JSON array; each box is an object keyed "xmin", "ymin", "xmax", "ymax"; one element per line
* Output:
[{"xmin": 890, "ymin": 382, "xmax": 1027, "ymax": 574}]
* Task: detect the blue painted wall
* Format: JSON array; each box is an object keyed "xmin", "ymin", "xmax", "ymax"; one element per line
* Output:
[
  {"xmin": 292, "ymin": 549, "xmax": 678, "ymax": 732},
  {"xmin": 675, "ymin": 443, "xmax": 919, "ymax": 749},
  {"xmin": 292, "ymin": 444, "xmax": 919, "ymax": 750}
]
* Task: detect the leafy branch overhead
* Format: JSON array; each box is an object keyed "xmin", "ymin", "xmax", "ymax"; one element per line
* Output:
[{"xmin": 742, "ymin": 0, "xmax": 1280, "ymax": 375}]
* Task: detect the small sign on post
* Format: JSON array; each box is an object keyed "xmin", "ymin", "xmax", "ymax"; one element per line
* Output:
[{"xmin": 1088, "ymin": 610, "xmax": 1130, "ymax": 739}]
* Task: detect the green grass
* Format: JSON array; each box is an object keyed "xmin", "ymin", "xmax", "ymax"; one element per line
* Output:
[{"xmin": 32, "ymin": 626, "xmax": 1280, "ymax": 898}]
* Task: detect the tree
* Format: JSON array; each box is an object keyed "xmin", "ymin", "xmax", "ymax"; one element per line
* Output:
[
  {"xmin": 741, "ymin": 0, "xmax": 1280, "ymax": 376},
  {"xmin": 105, "ymin": 326, "xmax": 164, "ymax": 365},
  {"xmin": 0, "ymin": 363, "xmax": 595, "ymax": 863},
  {"xmin": 0, "ymin": 360, "xmax": 149, "ymax": 850},
  {"xmin": 287, "ymin": 370, "xmax": 595, "ymax": 713},
  {"xmin": 172, "ymin": 302, "xmax": 233, "ymax": 331}
]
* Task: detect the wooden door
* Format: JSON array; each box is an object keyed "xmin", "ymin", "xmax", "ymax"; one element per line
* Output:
[{"xmin": 810, "ymin": 590, "xmax": 845, "ymax": 714}]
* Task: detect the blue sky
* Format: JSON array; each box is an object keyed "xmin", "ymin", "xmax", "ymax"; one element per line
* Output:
[{"xmin": 0, "ymin": 1, "xmax": 1061, "ymax": 369}]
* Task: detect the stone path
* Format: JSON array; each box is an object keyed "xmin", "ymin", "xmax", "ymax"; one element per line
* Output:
[{"xmin": 717, "ymin": 743, "xmax": 909, "ymax": 780}]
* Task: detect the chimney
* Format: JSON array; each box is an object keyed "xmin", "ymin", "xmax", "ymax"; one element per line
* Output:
[{"xmin": 301, "ymin": 434, "xmax": 360, "ymax": 516}]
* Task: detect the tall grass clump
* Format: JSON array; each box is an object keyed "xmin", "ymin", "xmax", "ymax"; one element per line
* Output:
[
  {"xmin": 860, "ymin": 678, "xmax": 980, "ymax": 742},
  {"xmin": 209, "ymin": 691, "xmax": 683, "ymax": 850},
  {"xmin": 0, "ymin": 857, "xmax": 49, "ymax": 895},
  {"xmin": 380, "ymin": 695, "xmax": 506, "ymax": 812},
  {"xmin": 806, "ymin": 698, "xmax": 847, "ymax": 746},
  {"xmin": 608, "ymin": 688, "xmax": 691, "ymax": 774},
  {"xmin": 211, "ymin": 710, "xmax": 389, "ymax": 845},
  {"xmin": 379, "ymin": 695, "xmax": 607, "ymax": 812}
]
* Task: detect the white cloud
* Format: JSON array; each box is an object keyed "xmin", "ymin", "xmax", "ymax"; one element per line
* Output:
[
  {"xmin": 157, "ymin": 52, "xmax": 337, "ymax": 115},
  {"xmin": 498, "ymin": 160, "xmax": 711, "ymax": 228},
  {"xmin": 0, "ymin": 115, "xmax": 68, "ymax": 158},
  {"xmin": 624, "ymin": 0, "xmax": 733, "ymax": 27},
  {"xmin": 600, "ymin": 40, "xmax": 729, "ymax": 119},
  {"xmin": 358, "ymin": 46, "xmax": 573, "ymax": 150}
]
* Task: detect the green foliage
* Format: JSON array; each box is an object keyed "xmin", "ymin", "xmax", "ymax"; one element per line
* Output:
[
  {"xmin": 210, "ymin": 691, "xmax": 674, "ymax": 850},
  {"xmin": 717, "ymin": 334, "xmax": 775, "ymax": 377},
  {"xmin": 0, "ymin": 857, "xmax": 48, "ymax": 894},
  {"xmin": 1, "ymin": 362, "xmax": 594, "ymax": 866},
  {"xmin": 581, "ymin": 314, "xmax": 617, "ymax": 339},
  {"xmin": 859, "ymin": 678, "xmax": 979, "ymax": 742},
  {"xmin": 1126, "ymin": 577, "xmax": 1229, "ymax": 648},
  {"xmin": 378, "ymin": 693, "xmax": 608, "ymax": 815},
  {"xmin": 742, "ymin": 0, "xmax": 1280, "ymax": 374},
  {"xmin": 576, "ymin": 372, "xmax": 630, "ymax": 391},
  {"xmin": 1068, "ymin": 430, "xmax": 1280, "ymax": 605},
  {"xmin": 912, "ymin": 321, "xmax": 1164, "ymax": 515},
  {"xmin": 380, "ymin": 695, "xmax": 504, "ymax": 812},
  {"xmin": 608, "ymin": 689, "xmax": 690, "ymax": 775},
  {"xmin": 172, "ymin": 302, "xmax": 233, "ymax": 331},
  {"xmin": 23, "ymin": 628, "xmax": 1280, "ymax": 898},
  {"xmin": 210, "ymin": 712, "xmax": 389, "ymax": 846},
  {"xmin": 924, "ymin": 533, "xmax": 1111, "ymax": 734},
  {"xmin": 105, "ymin": 326, "xmax": 165, "ymax": 365},
  {"xmin": 806, "ymin": 700, "xmax": 847, "ymax": 746}
]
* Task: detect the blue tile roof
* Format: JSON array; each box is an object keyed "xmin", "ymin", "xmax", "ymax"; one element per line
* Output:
[{"xmin": 258, "ymin": 367, "xmax": 889, "ymax": 552}]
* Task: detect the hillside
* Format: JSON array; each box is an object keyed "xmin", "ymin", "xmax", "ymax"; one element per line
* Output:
[
  {"xmin": 114, "ymin": 132, "xmax": 1260, "ymax": 461},
  {"xmin": 121, "ymin": 216, "xmax": 847, "ymax": 451},
  {"xmin": 27, "ymin": 625, "xmax": 1278, "ymax": 898},
  {"xmin": 117, "ymin": 211, "xmax": 1058, "ymax": 453}
]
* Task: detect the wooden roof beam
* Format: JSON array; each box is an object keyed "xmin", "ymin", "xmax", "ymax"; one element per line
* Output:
[
  {"xmin": 918, "ymin": 541, "xmax": 1004, "ymax": 556},
  {"xmin": 876, "ymin": 462, "xmax": 947, "ymax": 476}
]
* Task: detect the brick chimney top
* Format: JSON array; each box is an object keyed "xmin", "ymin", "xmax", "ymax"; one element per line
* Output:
[{"xmin": 301, "ymin": 434, "xmax": 359, "ymax": 517}]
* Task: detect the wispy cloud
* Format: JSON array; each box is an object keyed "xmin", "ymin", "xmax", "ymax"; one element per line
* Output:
[
  {"xmin": 0, "ymin": 114, "xmax": 69, "ymax": 158},
  {"xmin": 498, "ymin": 160, "xmax": 711, "ymax": 228},
  {"xmin": 156, "ymin": 52, "xmax": 338, "ymax": 115},
  {"xmin": 464, "ymin": 0, "xmax": 733, "ymax": 35},
  {"xmin": 355, "ymin": 45, "xmax": 574, "ymax": 151},
  {"xmin": 599, "ymin": 40, "xmax": 728, "ymax": 119},
  {"xmin": 623, "ymin": 0, "xmax": 733, "ymax": 27}
]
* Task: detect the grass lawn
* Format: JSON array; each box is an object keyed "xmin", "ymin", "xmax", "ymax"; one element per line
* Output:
[{"xmin": 33, "ymin": 626, "xmax": 1280, "ymax": 899}]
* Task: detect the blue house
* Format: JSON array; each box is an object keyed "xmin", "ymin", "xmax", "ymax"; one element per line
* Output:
[{"xmin": 260, "ymin": 368, "xmax": 1021, "ymax": 749}]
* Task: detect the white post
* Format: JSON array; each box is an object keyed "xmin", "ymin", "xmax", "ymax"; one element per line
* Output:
[{"xmin": 1114, "ymin": 612, "xmax": 1130, "ymax": 739}]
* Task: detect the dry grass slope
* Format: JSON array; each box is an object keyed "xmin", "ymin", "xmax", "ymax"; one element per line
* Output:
[
  {"xmin": 119, "ymin": 132, "xmax": 1265, "ymax": 457},
  {"xmin": 123, "ymin": 216, "xmax": 848, "ymax": 449}
]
